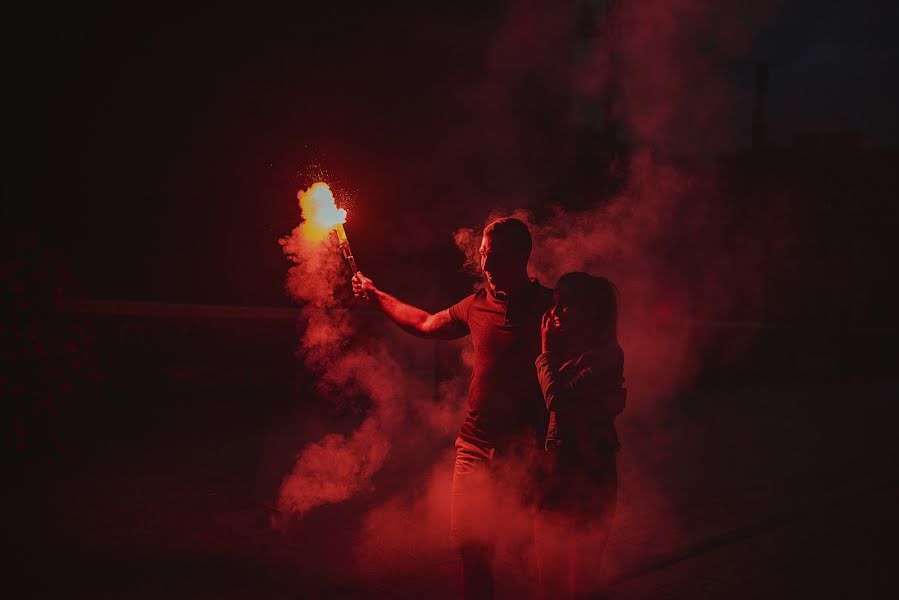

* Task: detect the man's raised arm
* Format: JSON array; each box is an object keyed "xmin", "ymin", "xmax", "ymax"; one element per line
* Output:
[{"xmin": 352, "ymin": 272, "xmax": 468, "ymax": 340}]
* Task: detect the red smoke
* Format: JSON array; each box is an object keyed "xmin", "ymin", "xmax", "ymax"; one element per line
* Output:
[
  {"xmin": 607, "ymin": 0, "xmax": 777, "ymax": 155},
  {"xmin": 275, "ymin": 417, "xmax": 389, "ymax": 520},
  {"xmin": 276, "ymin": 214, "xmax": 468, "ymax": 524},
  {"xmin": 277, "ymin": 213, "xmax": 387, "ymax": 521}
]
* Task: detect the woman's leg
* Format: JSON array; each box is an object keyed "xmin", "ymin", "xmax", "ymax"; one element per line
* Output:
[
  {"xmin": 535, "ymin": 448, "xmax": 574, "ymax": 600},
  {"xmin": 568, "ymin": 470, "xmax": 618, "ymax": 599}
]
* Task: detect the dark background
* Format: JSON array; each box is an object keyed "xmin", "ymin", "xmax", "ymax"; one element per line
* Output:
[
  {"xmin": 6, "ymin": 0, "xmax": 896, "ymax": 308},
  {"xmin": 4, "ymin": 1, "xmax": 899, "ymax": 598}
]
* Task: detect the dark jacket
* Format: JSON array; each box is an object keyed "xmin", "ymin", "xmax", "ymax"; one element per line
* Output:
[{"xmin": 534, "ymin": 343, "xmax": 625, "ymax": 456}]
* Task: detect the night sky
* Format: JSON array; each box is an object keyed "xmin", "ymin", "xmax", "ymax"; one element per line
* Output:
[{"xmin": 5, "ymin": 0, "xmax": 897, "ymax": 307}]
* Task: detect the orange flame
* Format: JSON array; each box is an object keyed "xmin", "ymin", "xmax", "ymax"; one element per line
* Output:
[{"xmin": 298, "ymin": 182, "xmax": 348, "ymax": 242}]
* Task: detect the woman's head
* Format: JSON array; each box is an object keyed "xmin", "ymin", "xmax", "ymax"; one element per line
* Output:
[{"xmin": 551, "ymin": 272, "xmax": 619, "ymax": 348}]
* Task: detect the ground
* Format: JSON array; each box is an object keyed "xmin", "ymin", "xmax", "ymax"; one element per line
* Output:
[{"xmin": 7, "ymin": 314, "xmax": 898, "ymax": 598}]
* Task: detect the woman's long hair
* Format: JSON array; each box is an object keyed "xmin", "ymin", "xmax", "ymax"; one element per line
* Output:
[{"xmin": 555, "ymin": 272, "xmax": 620, "ymax": 349}]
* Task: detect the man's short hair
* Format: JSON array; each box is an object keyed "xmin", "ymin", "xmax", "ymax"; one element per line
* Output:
[{"xmin": 483, "ymin": 217, "xmax": 532, "ymax": 260}]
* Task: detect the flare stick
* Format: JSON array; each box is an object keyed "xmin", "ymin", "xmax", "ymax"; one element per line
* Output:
[{"xmin": 334, "ymin": 224, "xmax": 359, "ymax": 274}]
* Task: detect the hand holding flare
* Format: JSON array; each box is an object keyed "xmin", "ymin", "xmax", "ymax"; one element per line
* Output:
[{"xmin": 297, "ymin": 182, "xmax": 363, "ymax": 293}]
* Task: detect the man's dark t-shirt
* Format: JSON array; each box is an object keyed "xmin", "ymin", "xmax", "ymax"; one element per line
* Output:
[{"xmin": 448, "ymin": 280, "xmax": 553, "ymax": 450}]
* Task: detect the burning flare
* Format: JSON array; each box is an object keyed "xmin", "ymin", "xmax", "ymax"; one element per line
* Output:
[
  {"xmin": 297, "ymin": 181, "xmax": 360, "ymax": 274},
  {"xmin": 298, "ymin": 182, "xmax": 348, "ymax": 242}
]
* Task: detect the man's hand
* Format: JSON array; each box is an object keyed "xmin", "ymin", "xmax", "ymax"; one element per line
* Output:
[
  {"xmin": 541, "ymin": 309, "xmax": 559, "ymax": 354},
  {"xmin": 351, "ymin": 272, "xmax": 377, "ymax": 303}
]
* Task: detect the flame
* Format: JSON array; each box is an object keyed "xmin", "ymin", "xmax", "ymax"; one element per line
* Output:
[{"xmin": 298, "ymin": 182, "xmax": 348, "ymax": 242}]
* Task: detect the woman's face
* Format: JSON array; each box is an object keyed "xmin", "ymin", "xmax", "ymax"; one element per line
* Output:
[{"xmin": 550, "ymin": 291, "xmax": 591, "ymax": 334}]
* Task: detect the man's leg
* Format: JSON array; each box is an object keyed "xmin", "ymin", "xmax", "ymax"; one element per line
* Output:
[{"xmin": 450, "ymin": 437, "xmax": 496, "ymax": 600}]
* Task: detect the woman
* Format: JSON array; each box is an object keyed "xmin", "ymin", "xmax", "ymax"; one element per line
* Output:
[{"xmin": 534, "ymin": 272, "xmax": 625, "ymax": 599}]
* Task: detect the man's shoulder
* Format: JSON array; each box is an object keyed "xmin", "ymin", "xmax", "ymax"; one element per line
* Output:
[
  {"xmin": 451, "ymin": 287, "xmax": 486, "ymax": 304},
  {"xmin": 448, "ymin": 287, "xmax": 487, "ymax": 322},
  {"xmin": 467, "ymin": 287, "xmax": 489, "ymax": 303}
]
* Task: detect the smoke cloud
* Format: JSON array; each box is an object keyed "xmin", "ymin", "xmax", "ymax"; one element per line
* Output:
[
  {"xmin": 275, "ymin": 205, "xmax": 467, "ymax": 524},
  {"xmin": 609, "ymin": 0, "xmax": 776, "ymax": 155},
  {"xmin": 277, "ymin": 218, "xmax": 381, "ymax": 521}
]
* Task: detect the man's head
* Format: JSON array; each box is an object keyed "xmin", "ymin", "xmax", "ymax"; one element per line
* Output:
[{"xmin": 479, "ymin": 217, "xmax": 532, "ymax": 294}]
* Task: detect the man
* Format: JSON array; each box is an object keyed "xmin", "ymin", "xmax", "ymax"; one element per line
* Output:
[{"xmin": 352, "ymin": 217, "xmax": 552, "ymax": 599}]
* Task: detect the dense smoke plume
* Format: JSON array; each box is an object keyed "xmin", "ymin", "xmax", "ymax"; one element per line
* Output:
[
  {"xmin": 276, "ymin": 207, "xmax": 466, "ymax": 523},
  {"xmin": 277, "ymin": 218, "xmax": 380, "ymax": 520}
]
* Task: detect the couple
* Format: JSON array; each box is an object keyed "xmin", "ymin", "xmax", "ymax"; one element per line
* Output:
[{"xmin": 352, "ymin": 217, "xmax": 625, "ymax": 600}]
